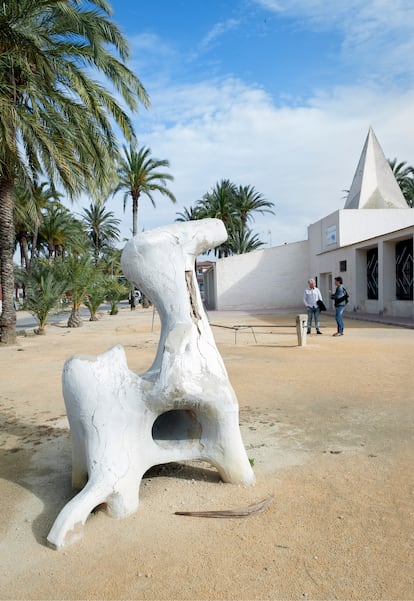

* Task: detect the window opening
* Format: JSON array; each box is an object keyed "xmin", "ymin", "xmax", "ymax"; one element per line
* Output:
[{"xmin": 396, "ymin": 239, "xmax": 413, "ymax": 301}]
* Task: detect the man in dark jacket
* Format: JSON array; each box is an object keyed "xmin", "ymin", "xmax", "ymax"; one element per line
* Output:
[{"xmin": 330, "ymin": 276, "xmax": 348, "ymax": 336}]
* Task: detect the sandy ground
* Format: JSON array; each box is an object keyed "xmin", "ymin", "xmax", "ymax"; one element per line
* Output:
[{"xmin": 0, "ymin": 305, "xmax": 413, "ymax": 600}]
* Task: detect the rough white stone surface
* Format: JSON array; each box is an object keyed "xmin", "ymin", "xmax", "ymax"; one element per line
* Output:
[{"xmin": 47, "ymin": 218, "xmax": 255, "ymax": 550}]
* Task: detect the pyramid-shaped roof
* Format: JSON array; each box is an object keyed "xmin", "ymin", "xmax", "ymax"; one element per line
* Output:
[{"xmin": 344, "ymin": 127, "xmax": 407, "ymax": 209}]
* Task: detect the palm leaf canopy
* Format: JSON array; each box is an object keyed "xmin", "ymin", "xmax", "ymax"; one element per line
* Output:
[
  {"xmin": 113, "ymin": 143, "xmax": 176, "ymax": 236},
  {"xmin": 0, "ymin": 0, "xmax": 150, "ymax": 194},
  {"xmin": 115, "ymin": 145, "xmax": 176, "ymax": 209},
  {"xmin": 0, "ymin": 0, "xmax": 149, "ymax": 343}
]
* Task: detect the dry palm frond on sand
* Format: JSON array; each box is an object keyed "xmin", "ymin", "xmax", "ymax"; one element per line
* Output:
[{"xmin": 174, "ymin": 496, "xmax": 273, "ymax": 518}]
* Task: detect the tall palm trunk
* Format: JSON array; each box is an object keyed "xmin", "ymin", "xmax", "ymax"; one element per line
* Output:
[
  {"xmin": 28, "ymin": 221, "xmax": 40, "ymax": 275},
  {"xmin": 17, "ymin": 234, "xmax": 30, "ymax": 271},
  {"xmin": 131, "ymin": 192, "xmax": 139, "ymax": 237},
  {"xmin": 129, "ymin": 193, "xmax": 141, "ymax": 310},
  {"xmin": 0, "ymin": 176, "xmax": 17, "ymax": 344}
]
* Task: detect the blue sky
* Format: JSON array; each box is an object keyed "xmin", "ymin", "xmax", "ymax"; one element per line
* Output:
[{"xmin": 95, "ymin": 0, "xmax": 414, "ymax": 248}]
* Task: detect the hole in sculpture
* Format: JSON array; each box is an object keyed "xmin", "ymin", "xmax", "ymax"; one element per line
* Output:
[{"xmin": 152, "ymin": 409, "xmax": 202, "ymax": 447}]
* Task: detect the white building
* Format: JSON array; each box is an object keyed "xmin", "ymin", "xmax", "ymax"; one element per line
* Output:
[{"xmin": 205, "ymin": 128, "xmax": 414, "ymax": 319}]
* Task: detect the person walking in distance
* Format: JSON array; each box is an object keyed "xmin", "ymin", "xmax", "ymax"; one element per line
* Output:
[
  {"xmin": 303, "ymin": 278, "xmax": 323, "ymax": 334},
  {"xmin": 330, "ymin": 276, "xmax": 348, "ymax": 336}
]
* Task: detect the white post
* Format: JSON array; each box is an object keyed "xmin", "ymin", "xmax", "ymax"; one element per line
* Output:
[{"xmin": 296, "ymin": 314, "xmax": 308, "ymax": 346}]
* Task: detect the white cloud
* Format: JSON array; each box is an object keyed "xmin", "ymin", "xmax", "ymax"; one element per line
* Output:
[
  {"xmin": 253, "ymin": 0, "xmax": 414, "ymax": 83},
  {"xmin": 100, "ymin": 2, "xmax": 414, "ymax": 253},
  {"xmin": 253, "ymin": 0, "xmax": 414, "ymax": 33},
  {"xmin": 106, "ymin": 77, "xmax": 414, "ymax": 249},
  {"xmin": 200, "ymin": 18, "xmax": 241, "ymax": 50}
]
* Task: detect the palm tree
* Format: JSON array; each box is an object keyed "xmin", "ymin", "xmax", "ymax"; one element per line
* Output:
[
  {"xmin": 403, "ymin": 179, "xmax": 414, "ymax": 208},
  {"xmin": 113, "ymin": 144, "xmax": 176, "ymax": 237},
  {"xmin": 175, "ymin": 206, "xmax": 201, "ymax": 222},
  {"xmin": 22, "ymin": 261, "xmax": 67, "ymax": 335},
  {"xmin": 38, "ymin": 202, "xmax": 87, "ymax": 260},
  {"xmin": 14, "ymin": 184, "xmax": 36, "ymax": 273},
  {"xmin": 233, "ymin": 185, "xmax": 275, "ymax": 228},
  {"xmin": 100, "ymin": 247, "xmax": 123, "ymax": 277},
  {"xmin": 14, "ymin": 181, "xmax": 62, "ymax": 273},
  {"xmin": 197, "ymin": 180, "xmax": 238, "ymax": 226},
  {"xmin": 388, "ymin": 158, "xmax": 414, "ymax": 208},
  {"xmin": 81, "ymin": 200, "xmax": 121, "ymax": 266},
  {"xmin": 189, "ymin": 180, "xmax": 275, "ymax": 257},
  {"xmin": 195, "ymin": 180, "xmax": 239, "ymax": 257},
  {"xmin": 105, "ymin": 277, "xmax": 130, "ymax": 315},
  {"xmin": 228, "ymin": 228, "xmax": 266, "ymax": 254},
  {"xmin": 178, "ymin": 180, "xmax": 275, "ymax": 256},
  {"xmin": 84, "ymin": 275, "xmax": 108, "ymax": 321},
  {"xmin": 0, "ymin": 0, "xmax": 149, "ymax": 345},
  {"xmin": 61, "ymin": 254, "xmax": 98, "ymax": 328}
]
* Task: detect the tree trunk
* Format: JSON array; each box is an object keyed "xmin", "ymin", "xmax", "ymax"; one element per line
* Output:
[
  {"xmin": 19, "ymin": 235, "xmax": 30, "ymax": 271},
  {"xmin": 0, "ymin": 177, "xmax": 17, "ymax": 345},
  {"xmin": 132, "ymin": 194, "xmax": 139, "ymax": 237},
  {"xmin": 129, "ymin": 290, "xmax": 136, "ymax": 310},
  {"xmin": 67, "ymin": 308, "xmax": 83, "ymax": 328},
  {"xmin": 129, "ymin": 193, "xmax": 139, "ymax": 312},
  {"xmin": 109, "ymin": 303, "xmax": 118, "ymax": 315},
  {"xmin": 28, "ymin": 222, "xmax": 40, "ymax": 275}
]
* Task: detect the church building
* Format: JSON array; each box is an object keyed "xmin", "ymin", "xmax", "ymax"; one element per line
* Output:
[{"xmin": 205, "ymin": 128, "xmax": 414, "ymax": 319}]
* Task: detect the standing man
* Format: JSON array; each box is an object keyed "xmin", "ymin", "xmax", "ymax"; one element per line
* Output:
[
  {"xmin": 303, "ymin": 278, "xmax": 323, "ymax": 334},
  {"xmin": 330, "ymin": 276, "xmax": 348, "ymax": 336}
]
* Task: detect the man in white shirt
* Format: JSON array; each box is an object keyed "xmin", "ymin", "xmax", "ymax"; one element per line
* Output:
[{"xmin": 303, "ymin": 278, "xmax": 323, "ymax": 334}]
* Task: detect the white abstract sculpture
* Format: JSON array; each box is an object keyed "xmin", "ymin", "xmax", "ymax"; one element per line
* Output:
[{"xmin": 47, "ymin": 218, "xmax": 255, "ymax": 550}]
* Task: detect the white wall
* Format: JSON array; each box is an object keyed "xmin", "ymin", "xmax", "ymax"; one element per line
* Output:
[
  {"xmin": 308, "ymin": 209, "xmax": 414, "ymax": 254},
  {"xmin": 215, "ymin": 241, "xmax": 309, "ymax": 310},
  {"xmin": 213, "ymin": 212, "xmax": 414, "ymax": 318},
  {"xmin": 309, "ymin": 221, "xmax": 414, "ymax": 317}
]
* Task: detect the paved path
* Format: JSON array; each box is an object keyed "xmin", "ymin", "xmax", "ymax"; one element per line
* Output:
[{"xmin": 332, "ymin": 309, "xmax": 414, "ymax": 329}]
